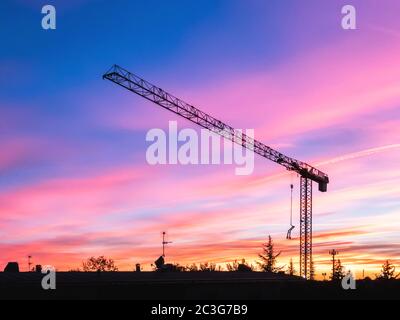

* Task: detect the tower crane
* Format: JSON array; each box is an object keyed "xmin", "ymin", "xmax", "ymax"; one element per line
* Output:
[{"xmin": 103, "ymin": 64, "xmax": 329, "ymax": 279}]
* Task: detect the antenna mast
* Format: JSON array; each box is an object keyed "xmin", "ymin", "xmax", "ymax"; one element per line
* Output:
[{"xmin": 162, "ymin": 231, "xmax": 172, "ymax": 257}]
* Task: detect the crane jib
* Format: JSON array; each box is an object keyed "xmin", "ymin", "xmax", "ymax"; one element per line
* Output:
[{"xmin": 103, "ymin": 64, "xmax": 329, "ymax": 192}]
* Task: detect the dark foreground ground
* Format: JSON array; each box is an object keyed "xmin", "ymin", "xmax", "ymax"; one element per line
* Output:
[{"xmin": 0, "ymin": 272, "xmax": 399, "ymax": 300}]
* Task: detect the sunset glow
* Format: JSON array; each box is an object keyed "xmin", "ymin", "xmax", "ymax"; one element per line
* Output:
[{"xmin": 1, "ymin": 0, "xmax": 400, "ymax": 279}]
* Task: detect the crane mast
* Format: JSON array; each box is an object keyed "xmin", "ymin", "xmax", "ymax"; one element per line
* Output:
[{"xmin": 103, "ymin": 64, "xmax": 329, "ymax": 279}]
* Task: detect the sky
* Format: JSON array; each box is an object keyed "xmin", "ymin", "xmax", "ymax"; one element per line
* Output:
[{"xmin": 1, "ymin": 0, "xmax": 400, "ymax": 278}]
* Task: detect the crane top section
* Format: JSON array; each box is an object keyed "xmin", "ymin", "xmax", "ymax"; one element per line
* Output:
[{"xmin": 103, "ymin": 64, "xmax": 329, "ymax": 192}]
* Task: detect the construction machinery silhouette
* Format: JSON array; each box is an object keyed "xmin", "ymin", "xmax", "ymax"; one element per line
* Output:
[{"xmin": 103, "ymin": 65, "xmax": 329, "ymax": 279}]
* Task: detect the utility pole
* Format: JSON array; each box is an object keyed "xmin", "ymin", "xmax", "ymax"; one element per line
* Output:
[
  {"xmin": 28, "ymin": 255, "xmax": 32, "ymax": 272},
  {"xmin": 162, "ymin": 231, "xmax": 172, "ymax": 257},
  {"xmin": 329, "ymin": 249, "xmax": 338, "ymax": 279}
]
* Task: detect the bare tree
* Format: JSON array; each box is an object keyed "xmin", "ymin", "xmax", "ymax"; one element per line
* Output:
[
  {"xmin": 226, "ymin": 260, "xmax": 239, "ymax": 272},
  {"xmin": 257, "ymin": 235, "xmax": 283, "ymax": 273},
  {"xmin": 186, "ymin": 263, "xmax": 198, "ymax": 272},
  {"xmin": 227, "ymin": 259, "xmax": 254, "ymax": 272},
  {"xmin": 82, "ymin": 256, "xmax": 118, "ymax": 272},
  {"xmin": 199, "ymin": 262, "xmax": 217, "ymax": 272}
]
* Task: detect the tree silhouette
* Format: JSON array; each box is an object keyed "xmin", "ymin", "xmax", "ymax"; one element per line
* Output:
[
  {"xmin": 170, "ymin": 263, "xmax": 185, "ymax": 272},
  {"xmin": 257, "ymin": 235, "xmax": 283, "ymax": 272},
  {"xmin": 331, "ymin": 259, "xmax": 345, "ymax": 281},
  {"xmin": 376, "ymin": 260, "xmax": 399, "ymax": 280},
  {"xmin": 186, "ymin": 263, "xmax": 199, "ymax": 272},
  {"xmin": 227, "ymin": 259, "xmax": 254, "ymax": 272},
  {"xmin": 226, "ymin": 260, "xmax": 240, "ymax": 272},
  {"xmin": 199, "ymin": 262, "xmax": 217, "ymax": 272},
  {"xmin": 287, "ymin": 258, "xmax": 296, "ymax": 276},
  {"xmin": 82, "ymin": 256, "xmax": 118, "ymax": 272},
  {"xmin": 310, "ymin": 258, "xmax": 316, "ymax": 280}
]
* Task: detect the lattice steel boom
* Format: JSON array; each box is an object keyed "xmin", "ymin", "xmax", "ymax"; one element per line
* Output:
[
  {"xmin": 103, "ymin": 64, "xmax": 329, "ymax": 279},
  {"xmin": 300, "ymin": 177, "xmax": 313, "ymax": 279}
]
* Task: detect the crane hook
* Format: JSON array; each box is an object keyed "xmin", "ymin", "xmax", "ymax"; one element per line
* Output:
[{"xmin": 286, "ymin": 183, "xmax": 295, "ymax": 240}]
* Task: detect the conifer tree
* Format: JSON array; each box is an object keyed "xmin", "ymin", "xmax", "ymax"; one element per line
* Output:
[
  {"xmin": 258, "ymin": 235, "xmax": 283, "ymax": 272},
  {"xmin": 376, "ymin": 260, "xmax": 399, "ymax": 280}
]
